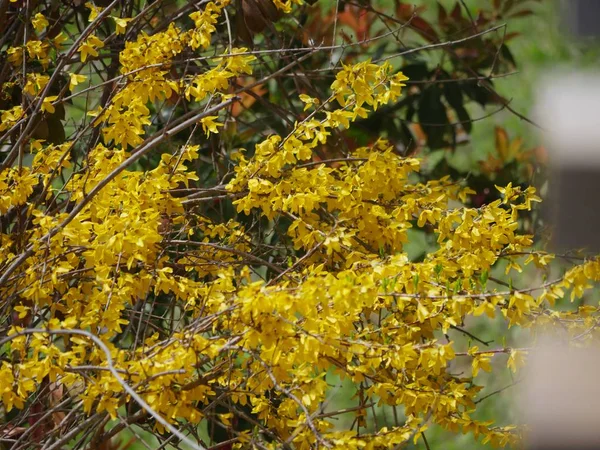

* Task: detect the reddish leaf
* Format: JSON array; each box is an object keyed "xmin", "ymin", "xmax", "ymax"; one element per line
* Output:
[
  {"xmin": 503, "ymin": 31, "xmax": 521, "ymax": 41},
  {"xmin": 231, "ymin": 78, "xmax": 267, "ymax": 117},
  {"xmin": 29, "ymin": 401, "xmax": 49, "ymax": 443},
  {"xmin": 338, "ymin": 5, "xmax": 371, "ymax": 39},
  {"xmin": 451, "ymin": 2, "xmax": 462, "ymax": 22},
  {"xmin": 49, "ymin": 382, "xmax": 66, "ymax": 427},
  {"xmin": 242, "ymin": 0, "xmax": 269, "ymax": 33},
  {"xmin": 508, "ymin": 9, "xmax": 534, "ymax": 18},
  {"xmin": 455, "ymin": 48, "xmax": 480, "ymax": 59},
  {"xmin": 533, "ymin": 146, "xmax": 548, "ymax": 165},
  {"xmin": 395, "ymin": 1, "xmax": 414, "ymax": 20},
  {"xmin": 495, "ymin": 126, "xmax": 510, "ymax": 161},
  {"xmin": 395, "ymin": 1, "xmax": 426, "ymax": 21},
  {"xmin": 409, "ymin": 17, "xmax": 439, "ymax": 42},
  {"xmin": 408, "ymin": 123, "xmax": 427, "ymax": 149},
  {"xmin": 340, "ymin": 29, "xmax": 354, "ymax": 44},
  {"xmin": 438, "ymin": 3, "xmax": 448, "ymax": 24},
  {"xmin": 476, "ymin": 11, "xmax": 490, "ymax": 27},
  {"xmin": 299, "ymin": 5, "xmax": 336, "ymax": 46}
]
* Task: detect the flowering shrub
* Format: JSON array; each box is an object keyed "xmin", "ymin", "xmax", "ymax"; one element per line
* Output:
[{"xmin": 0, "ymin": 1, "xmax": 597, "ymax": 449}]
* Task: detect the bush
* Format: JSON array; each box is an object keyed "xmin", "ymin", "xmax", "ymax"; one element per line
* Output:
[{"xmin": 0, "ymin": 1, "xmax": 596, "ymax": 449}]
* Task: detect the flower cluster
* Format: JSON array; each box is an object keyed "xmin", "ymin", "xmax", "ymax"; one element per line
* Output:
[{"xmin": 1, "ymin": 2, "xmax": 599, "ymax": 449}]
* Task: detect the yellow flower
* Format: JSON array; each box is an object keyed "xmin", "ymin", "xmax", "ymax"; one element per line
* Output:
[
  {"xmin": 53, "ymin": 32, "xmax": 68, "ymax": 49},
  {"xmin": 299, "ymin": 94, "xmax": 320, "ymax": 111},
  {"xmin": 31, "ymin": 13, "xmax": 49, "ymax": 32},
  {"xmin": 112, "ymin": 16, "xmax": 131, "ymax": 35},
  {"xmin": 85, "ymin": 2, "xmax": 104, "ymax": 21},
  {"xmin": 69, "ymin": 73, "xmax": 87, "ymax": 91},
  {"xmin": 199, "ymin": 116, "xmax": 223, "ymax": 136},
  {"xmin": 0, "ymin": 106, "xmax": 25, "ymax": 131},
  {"xmin": 41, "ymin": 96, "xmax": 58, "ymax": 114},
  {"xmin": 26, "ymin": 40, "xmax": 50, "ymax": 60},
  {"xmin": 6, "ymin": 46, "xmax": 23, "ymax": 65},
  {"xmin": 78, "ymin": 34, "xmax": 104, "ymax": 62}
]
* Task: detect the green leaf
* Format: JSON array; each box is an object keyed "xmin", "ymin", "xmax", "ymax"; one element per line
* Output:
[
  {"xmin": 501, "ymin": 43, "xmax": 517, "ymax": 68},
  {"xmin": 400, "ymin": 63, "xmax": 429, "ymax": 81},
  {"xmin": 454, "ymin": 104, "xmax": 472, "ymax": 133},
  {"xmin": 418, "ymin": 86, "xmax": 450, "ymax": 149},
  {"xmin": 462, "ymin": 79, "xmax": 493, "ymax": 106},
  {"xmin": 480, "ymin": 270, "xmax": 489, "ymax": 288}
]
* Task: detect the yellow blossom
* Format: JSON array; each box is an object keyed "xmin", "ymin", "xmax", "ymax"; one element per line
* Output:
[
  {"xmin": 69, "ymin": 73, "xmax": 88, "ymax": 91},
  {"xmin": 199, "ymin": 116, "xmax": 223, "ymax": 136},
  {"xmin": 41, "ymin": 96, "xmax": 58, "ymax": 114},
  {"xmin": 78, "ymin": 34, "xmax": 104, "ymax": 62},
  {"xmin": 31, "ymin": 13, "xmax": 49, "ymax": 32},
  {"xmin": 112, "ymin": 16, "xmax": 131, "ymax": 35}
]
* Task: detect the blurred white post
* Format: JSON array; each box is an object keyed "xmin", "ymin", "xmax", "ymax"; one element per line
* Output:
[
  {"xmin": 562, "ymin": 0, "xmax": 600, "ymax": 39},
  {"xmin": 524, "ymin": 1, "xmax": 600, "ymax": 449},
  {"xmin": 536, "ymin": 73, "xmax": 600, "ymax": 252},
  {"xmin": 521, "ymin": 339, "xmax": 600, "ymax": 449}
]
